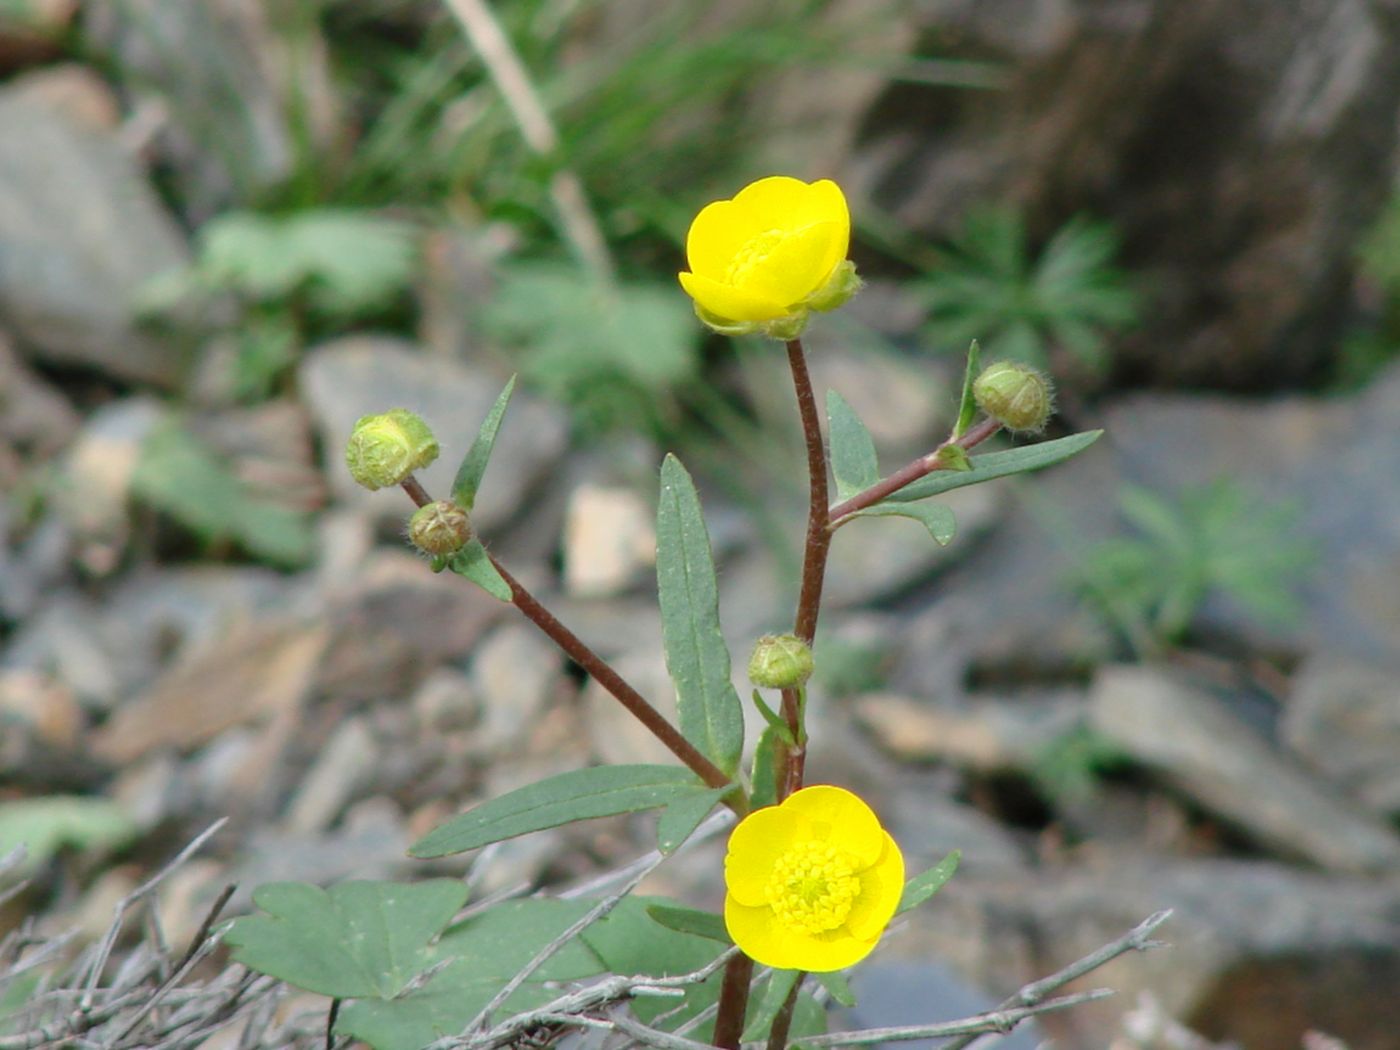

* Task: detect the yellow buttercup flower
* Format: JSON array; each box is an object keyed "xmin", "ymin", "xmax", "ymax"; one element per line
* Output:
[
  {"xmin": 723, "ymin": 785, "xmax": 904, "ymax": 972},
  {"xmin": 679, "ymin": 176, "xmax": 859, "ymax": 337}
]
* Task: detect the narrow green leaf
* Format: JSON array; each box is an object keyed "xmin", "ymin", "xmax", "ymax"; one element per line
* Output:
[
  {"xmin": 742, "ymin": 968, "xmax": 803, "ymax": 1042},
  {"xmin": 656, "ymin": 784, "xmax": 733, "ymax": 854},
  {"xmin": 750, "ymin": 725, "xmax": 782, "ymax": 810},
  {"xmin": 645, "ymin": 904, "xmax": 732, "ymax": 944},
  {"xmin": 751, "ymin": 689, "xmax": 795, "ymax": 744},
  {"xmin": 656, "ymin": 455, "xmax": 744, "ymax": 776},
  {"xmin": 896, "ymin": 850, "xmax": 961, "ymax": 915},
  {"xmin": 814, "ymin": 969, "xmax": 856, "ymax": 1007},
  {"xmin": 451, "ymin": 376, "xmax": 516, "ymax": 511},
  {"xmin": 225, "ymin": 880, "xmax": 469, "ymax": 999},
  {"xmin": 410, "ymin": 765, "xmax": 702, "ymax": 858},
  {"xmin": 954, "ymin": 339, "xmax": 982, "ymax": 437},
  {"xmin": 448, "ymin": 539, "xmax": 512, "ymax": 602},
  {"xmin": 891, "ymin": 431, "xmax": 1102, "ymax": 503},
  {"xmin": 846, "ymin": 502, "xmax": 957, "ymax": 546},
  {"xmin": 826, "ymin": 390, "xmax": 880, "ymax": 501}
]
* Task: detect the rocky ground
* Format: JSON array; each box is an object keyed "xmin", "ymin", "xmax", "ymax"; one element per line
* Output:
[{"xmin": 3, "ymin": 4, "xmax": 1400, "ymax": 1050}]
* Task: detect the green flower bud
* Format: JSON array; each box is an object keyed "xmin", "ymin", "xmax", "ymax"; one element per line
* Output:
[
  {"xmin": 748, "ymin": 634, "xmax": 814, "ymax": 689},
  {"xmin": 972, "ymin": 362, "xmax": 1055, "ymax": 433},
  {"xmin": 408, "ymin": 500, "xmax": 471, "ymax": 556},
  {"xmin": 345, "ymin": 409, "xmax": 440, "ymax": 491},
  {"xmin": 805, "ymin": 259, "xmax": 863, "ymax": 314}
]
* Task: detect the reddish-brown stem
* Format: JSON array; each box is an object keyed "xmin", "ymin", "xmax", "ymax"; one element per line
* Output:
[
  {"xmin": 488, "ymin": 555, "xmax": 738, "ymax": 800},
  {"xmin": 765, "ymin": 972, "xmax": 806, "ymax": 1050},
  {"xmin": 399, "ymin": 476, "xmax": 742, "ymax": 807},
  {"xmin": 779, "ymin": 686, "xmax": 805, "ymax": 797},
  {"xmin": 788, "ymin": 339, "xmax": 831, "ymax": 649},
  {"xmin": 827, "ymin": 415, "xmax": 1002, "ymax": 526},
  {"xmin": 713, "ymin": 954, "xmax": 755, "ymax": 1050}
]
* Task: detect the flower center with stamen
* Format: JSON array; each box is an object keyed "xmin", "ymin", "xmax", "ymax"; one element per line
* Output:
[
  {"xmin": 765, "ymin": 840, "xmax": 860, "ymax": 934},
  {"xmin": 724, "ymin": 228, "xmax": 789, "ymax": 287}
]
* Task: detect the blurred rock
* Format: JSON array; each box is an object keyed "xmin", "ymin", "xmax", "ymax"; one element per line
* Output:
[
  {"xmin": 299, "ymin": 337, "xmax": 568, "ymax": 530},
  {"xmin": 7, "ymin": 64, "xmax": 119, "ymax": 130},
  {"xmin": 850, "ymin": 0, "xmax": 1400, "ymax": 389},
  {"xmin": 411, "ymin": 667, "xmax": 479, "ymax": 735},
  {"xmin": 89, "ymin": 0, "xmax": 339, "ymax": 218},
  {"xmin": 562, "ymin": 483, "xmax": 655, "ymax": 597},
  {"xmin": 582, "ymin": 649, "xmax": 678, "ymax": 768},
  {"xmin": 0, "ymin": 87, "xmax": 187, "ymax": 384},
  {"xmin": 193, "ymin": 398, "xmax": 326, "ymax": 514},
  {"xmin": 283, "ymin": 716, "xmax": 376, "ymax": 834},
  {"xmin": 857, "ymin": 690, "xmax": 1086, "ymax": 770},
  {"xmin": 92, "ymin": 622, "xmax": 327, "ymax": 765},
  {"xmin": 900, "ymin": 856, "xmax": 1400, "ymax": 1050},
  {"xmin": 1090, "ymin": 664, "xmax": 1400, "ymax": 874},
  {"xmin": 806, "ymin": 339, "xmax": 951, "ymax": 456},
  {"xmin": 1282, "ymin": 655, "xmax": 1400, "ymax": 819},
  {"xmin": 0, "ymin": 669, "xmax": 80, "ymax": 750},
  {"xmin": 470, "ymin": 624, "xmax": 564, "ymax": 751},
  {"xmin": 2, "ymin": 594, "xmax": 119, "ymax": 711},
  {"xmin": 111, "ymin": 753, "xmax": 184, "ymax": 831},
  {"xmin": 316, "ymin": 551, "xmax": 505, "ymax": 703},
  {"xmin": 0, "ymin": 0, "xmax": 75, "ymax": 71},
  {"xmin": 0, "ymin": 331, "xmax": 79, "ymax": 458}
]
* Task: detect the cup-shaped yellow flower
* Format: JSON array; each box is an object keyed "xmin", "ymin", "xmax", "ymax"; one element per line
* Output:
[
  {"xmin": 679, "ymin": 176, "xmax": 858, "ymax": 337},
  {"xmin": 724, "ymin": 784, "xmax": 904, "ymax": 972}
]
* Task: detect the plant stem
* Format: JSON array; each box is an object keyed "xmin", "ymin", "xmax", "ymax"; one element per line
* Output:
[
  {"xmin": 712, "ymin": 954, "xmax": 754, "ymax": 1050},
  {"xmin": 827, "ymin": 415, "xmax": 1002, "ymax": 526},
  {"xmin": 398, "ymin": 477, "xmax": 742, "ymax": 807},
  {"xmin": 788, "ymin": 339, "xmax": 831, "ymax": 648},
  {"xmin": 766, "ymin": 972, "xmax": 806, "ymax": 1050}
]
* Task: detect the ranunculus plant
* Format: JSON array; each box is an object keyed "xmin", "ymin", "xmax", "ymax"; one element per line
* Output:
[{"xmin": 224, "ymin": 173, "xmax": 1160, "ymax": 1050}]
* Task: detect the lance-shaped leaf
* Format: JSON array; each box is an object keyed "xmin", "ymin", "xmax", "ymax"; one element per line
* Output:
[
  {"xmin": 656, "ymin": 784, "xmax": 734, "ymax": 854},
  {"xmin": 896, "ymin": 850, "xmax": 961, "ymax": 915},
  {"xmin": 451, "ymin": 376, "xmax": 516, "ymax": 511},
  {"xmin": 954, "ymin": 339, "xmax": 982, "ymax": 438},
  {"xmin": 656, "ymin": 455, "xmax": 744, "ymax": 776},
  {"xmin": 646, "ymin": 904, "xmax": 732, "ymax": 944},
  {"xmin": 826, "ymin": 390, "xmax": 880, "ymax": 501},
  {"xmin": 447, "ymin": 539, "xmax": 512, "ymax": 602},
  {"xmin": 749, "ymin": 725, "xmax": 782, "ymax": 810},
  {"xmin": 410, "ymin": 765, "xmax": 705, "ymax": 858},
  {"xmin": 224, "ymin": 879, "xmax": 469, "ymax": 999},
  {"xmin": 890, "ymin": 430, "xmax": 1102, "ymax": 504},
  {"xmin": 843, "ymin": 501, "xmax": 957, "ymax": 546}
]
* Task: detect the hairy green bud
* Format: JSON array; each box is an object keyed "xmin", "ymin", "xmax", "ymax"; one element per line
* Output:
[
  {"xmin": 408, "ymin": 500, "xmax": 471, "ymax": 556},
  {"xmin": 345, "ymin": 409, "xmax": 439, "ymax": 491},
  {"xmin": 748, "ymin": 634, "xmax": 815, "ymax": 689},
  {"xmin": 972, "ymin": 362, "xmax": 1055, "ymax": 433}
]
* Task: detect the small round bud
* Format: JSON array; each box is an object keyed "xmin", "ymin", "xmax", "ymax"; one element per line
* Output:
[
  {"xmin": 345, "ymin": 409, "xmax": 440, "ymax": 491},
  {"xmin": 408, "ymin": 500, "xmax": 471, "ymax": 556},
  {"xmin": 972, "ymin": 362, "xmax": 1055, "ymax": 433},
  {"xmin": 748, "ymin": 634, "xmax": 814, "ymax": 689}
]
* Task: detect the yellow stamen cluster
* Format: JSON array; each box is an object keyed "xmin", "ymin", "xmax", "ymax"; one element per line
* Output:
[{"xmin": 765, "ymin": 841, "xmax": 860, "ymax": 935}]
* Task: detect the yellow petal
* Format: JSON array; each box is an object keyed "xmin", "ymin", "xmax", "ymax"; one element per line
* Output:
[
  {"xmin": 806, "ymin": 180, "xmax": 851, "ymax": 242},
  {"xmin": 740, "ymin": 221, "xmax": 843, "ymax": 306},
  {"xmin": 725, "ymin": 897, "xmax": 878, "ymax": 971},
  {"xmin": 780, "ymin": 785, "xmax": 885, "ymax": 867},
  {"xmin": 678, "ymin": 271, "xmax": 789, "ymax": 323},
  {"xmin": 686, "ymin": 199, "xmax": 765, "ymax": 281},
  {"xmin": 845, "ymin": 831, "xmax": 905, "ymax": 940},
  {"xmin": 724, "ymin": 806, "xmax": 802, "ymax": 907},
  {"xmin": 730, "ymin": 175, "xmax": 816, "ymax": 230}
]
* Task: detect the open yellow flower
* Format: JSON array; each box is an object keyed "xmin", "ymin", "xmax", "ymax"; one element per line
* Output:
[
  {"xmin": 679, "ymin": 176, "xmax": 857, "ymax": 335},
  {"xmin": 724, "ymin": 785, "xmax": 904, "ymax": 972}
]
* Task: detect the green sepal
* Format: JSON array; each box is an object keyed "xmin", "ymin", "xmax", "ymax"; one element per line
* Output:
[
  {"xmin": 954, "ymin": 339, "xmax": 982, "ymax": 438},
  {"xmin": 896, "ymin": 850, "xmax": 961, "ymax": 915},
  {"xmin": 451, "ymin": 375, "xmax": 516, "ymax": 512},
  {"xmin": 447, "ymin": 539, "xmax": 512, "ymax": 602}
]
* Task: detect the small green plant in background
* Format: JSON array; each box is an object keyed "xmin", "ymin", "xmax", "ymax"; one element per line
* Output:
[
  {"xmin": 1075, "ymin": 481, "xmax": 1314, "ymax": 657},
  {"xmin": 1028, "ymin": 725, "xmax": 1131, "ymax": 807},
  {"xmin": 141, "ymin": 209, "xmax": 418, "ymax": 402},
  {"xmin": 922, "ymin": 207, "xmax": 1139, "ymax": 373},
  {"xmin": 1334, "ymin": 187, "xmax": 1400, "ymax": 389}
]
